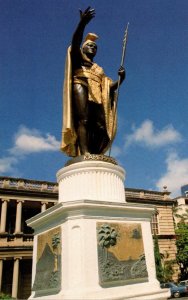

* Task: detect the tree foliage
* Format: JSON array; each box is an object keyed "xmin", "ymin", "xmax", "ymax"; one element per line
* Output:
[
  {"xmin": 153, "ymin": 236, "xmax": 175, "ymax": 282},
  {"xmin": 175, "ymin": 222, "xmax": 188, "ymax": 280},
  {"xmin": 0, "ymin": 293, "xmax": 15, "ymax": 299},
  {"xmin": 98, "ymin": 224, "xmax": 118, "ymax": 249},
  {"xmin": 154, "ymin": 236, "xmax": 164, "ymax": 282}
]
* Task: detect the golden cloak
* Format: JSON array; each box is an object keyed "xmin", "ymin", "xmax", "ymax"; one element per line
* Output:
[{"xmin": 61, "ymin": 47, "xmax": 117, "ymax": 157}]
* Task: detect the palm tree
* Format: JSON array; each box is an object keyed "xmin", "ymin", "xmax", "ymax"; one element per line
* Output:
[
  {"xmin": 52, "ymin": 233, "xmax": 60, "ymax": 272},
  {"xmin": 98, "ymin": 224, "xmax": 118, "ymax": 261}
]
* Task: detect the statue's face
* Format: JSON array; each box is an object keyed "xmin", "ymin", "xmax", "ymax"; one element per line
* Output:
[{"xmin": 83, "ymin": 42, "xmax": 97, "ymax": 58}]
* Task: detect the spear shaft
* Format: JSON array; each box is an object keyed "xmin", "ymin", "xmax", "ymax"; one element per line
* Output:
[{"xmin": 109, "ymin": 22, "xmax": 129, "ymax": 157}]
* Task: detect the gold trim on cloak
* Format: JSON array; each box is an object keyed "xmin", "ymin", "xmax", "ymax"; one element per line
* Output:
[{"xmin": 60, "ymin": 46, "xmax": 117, "ymax": 157}]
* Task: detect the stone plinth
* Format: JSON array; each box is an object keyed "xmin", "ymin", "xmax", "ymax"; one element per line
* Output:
[{"xmin": 27, "ymin": 160, "xmax": 170, "ymax": 300}]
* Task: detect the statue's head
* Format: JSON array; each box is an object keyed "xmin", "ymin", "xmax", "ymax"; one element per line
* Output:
[{"xmin": 82, "ymin": 33, "xmax": 98, "ymax": 59}]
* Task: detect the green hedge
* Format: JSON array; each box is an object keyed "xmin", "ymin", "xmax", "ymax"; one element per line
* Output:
[{"xmin": 0, "ymin": 293, "xmax": 15, "ymax": 299}]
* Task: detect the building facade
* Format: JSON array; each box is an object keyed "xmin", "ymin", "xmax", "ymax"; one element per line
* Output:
[
  {"xmin": 174, "ymin": 185, "xmax": 188, "ymax": 224},
  {"xmin": 0, "ymin": 176, "xmax": 178, "ymax": 298},
  {"xmin": 0, "ymin": 177, "xmax": 58, "ymax": 299},
  {"xmin": 125, "ymin": 188, "xmax": 178, "ymax": 281},
  {"xmin": 181, "ymin": 184, "xmax": 188, "ymax": 197}
]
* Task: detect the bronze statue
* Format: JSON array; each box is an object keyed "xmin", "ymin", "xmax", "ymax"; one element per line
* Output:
[{"xmin": 61, "ymin": 7, "xmax": 125, "ymax": 157}]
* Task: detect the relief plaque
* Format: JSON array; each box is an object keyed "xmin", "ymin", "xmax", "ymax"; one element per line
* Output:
[
  {"xmin": 97, "ymin": 222, "xmax": 148, "ymax": 287},
  {"xmin": 32, "ymin": 227, "xmax": 61, "ymax": 296}
]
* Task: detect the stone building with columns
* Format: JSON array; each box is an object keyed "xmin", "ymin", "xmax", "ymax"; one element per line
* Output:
[
  {"xmin": 0, "ymin": 177, "xmax": 58, "ymax": 299},
  {"xmin": 126, "ymin": 187, "xmax": 178, "ymax": 281},
  {"xmin": 173, "ymin": 185, "xmax": 188, "ymax": 224},
  {"xmin": 0, "ymin": 176, "xmax": 177, "ymax": 298}
]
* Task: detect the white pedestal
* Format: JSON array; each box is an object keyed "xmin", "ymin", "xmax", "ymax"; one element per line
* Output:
[
  {"xmin": 57, "ymin": 160, "xmax": 126, "ymax": 203},
  {"xmin": 27, "ymin": 161, "xmax": 170, "ymax": 300}
]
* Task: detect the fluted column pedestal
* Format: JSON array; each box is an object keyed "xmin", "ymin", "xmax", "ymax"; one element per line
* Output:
[
  {"xmin": 27, "ymin": 159, "xmax": 169, "ymax": 300},
  {"xmin": 57, "ymin": 160, "xmax": 126, "ymax": 204}
]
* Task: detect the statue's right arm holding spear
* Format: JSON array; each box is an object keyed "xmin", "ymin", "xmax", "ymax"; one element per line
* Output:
[{"xmin": 61, "ymin": 7, "xmax": 128, "ymax": 157}]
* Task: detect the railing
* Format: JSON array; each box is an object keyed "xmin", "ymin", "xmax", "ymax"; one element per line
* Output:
[
  {"xmin": 0, "ymin": 176, "xmax": 170, "ymax": 199},
  {"xmin": 0, "ymin": 232, "xmax": 34, "ymax": 242},
  {"xmin": 125, "ymin": 188, "xmax": 170, "ymax": 201},
  {"xmin": 0, "ymin": 176, "xmax": 58, "ymax": 193},
  {"xmin": 23, "ymin": 234, "xmax": 34, "ymax": 242}
]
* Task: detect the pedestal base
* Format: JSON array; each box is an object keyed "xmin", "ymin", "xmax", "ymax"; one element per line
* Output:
[{"xmin": 27, "ymin": 161, "xmax": 170, "ymax": 300}]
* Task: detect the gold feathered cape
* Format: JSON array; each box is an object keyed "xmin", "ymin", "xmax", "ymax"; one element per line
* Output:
[{"xmin": 61, "ymin": 47, "xmax": 117, "ymax": 157}]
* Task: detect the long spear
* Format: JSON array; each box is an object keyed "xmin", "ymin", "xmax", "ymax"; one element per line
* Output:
[{"xmin": 109, "ymin": 22, "xmax": 129, "ymax": 157}]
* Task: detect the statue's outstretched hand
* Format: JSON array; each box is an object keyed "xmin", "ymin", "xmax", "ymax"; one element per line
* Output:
[
  {"xmin": 118, "ymin": 66, "xmax": 126, "ymax": 82},
  {"xmin": 79, "ymin": 7, "xmax": 95, "ymax": 25}
]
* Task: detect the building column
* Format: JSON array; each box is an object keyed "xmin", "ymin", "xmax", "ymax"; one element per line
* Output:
[
  {"xmin": 12, "ymin": 257, "xmax": 21, "ymax": 298},
  {"xmin": 0, "ymin": 199, "xmax": 9, "ymax": 233},
  {"xmin": 41, "ymin": 201, "xmax": 48, "ymax": 212},
  {"xmin": 0, "ymin": 259, "xmax": 4, "ymax": 291},
  {"xmin": 14, "ymin": 200, "xmax": 24, "ymax": 234}
]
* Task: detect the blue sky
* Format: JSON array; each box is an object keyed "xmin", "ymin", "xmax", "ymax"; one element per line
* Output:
[{"xmin": 0, "ymin": 0, "xmax": 188, "ymax": 197}]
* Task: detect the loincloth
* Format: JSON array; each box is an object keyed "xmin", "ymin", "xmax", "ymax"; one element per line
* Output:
[{"xmin": 73, "ymin": 68, "xmax": 103, "ymax": 104}]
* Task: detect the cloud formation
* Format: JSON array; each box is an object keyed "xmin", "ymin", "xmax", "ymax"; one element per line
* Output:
[
  {"xmin": 125, "ymin": 119, "xmax": 182, "ymax": 148},
  {"xmin": 10, "ymin": 126, "xmax": 59, "ymax": 155},
  {"xmin": 0, "ymin": 126, "xmax": 60, "ymax": 175},
  {"xmin": 110, "ymin": 145, "xmax": 122, "ymax": 158},
  {"xmin": 156, "ymin": 152, "xmax": 188, "ymax": 197},
  {"xmin": 0, "ymin": 157, "xmax": 18, "ymax": 173}
]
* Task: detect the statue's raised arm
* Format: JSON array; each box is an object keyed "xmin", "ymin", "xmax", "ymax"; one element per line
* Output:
[
  {"xmin": 71, "ymin": 8, "xmax": 95, "ymax": 66},
  {"xmin": 61, "ymin": 7, "xmax": 126, "ymax": 157}
]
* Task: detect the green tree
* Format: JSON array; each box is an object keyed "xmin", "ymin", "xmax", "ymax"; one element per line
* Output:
[
  {"xmin": 161, "ymin": 251, "xmax": 176, "ymax": 282},
  {"xmin": 173, "ymin": 203, "xmax": 188, "ymax": 280},
  {"xmin": 153, "ymin": 236, "xmax": 175, "ymax": 282},
  {"xmin": 153, "ymin": 236, "xmax": 164, "ymax": 282},
  {"xmin": 175, "ymin": 222, "xmax": 188, "ymax": 280},
  {"xmin": 0, "ymin": 293, "xmax": 15, "ymax": 299}
]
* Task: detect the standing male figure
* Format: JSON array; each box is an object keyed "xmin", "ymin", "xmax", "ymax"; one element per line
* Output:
[{"xmin": 61, "ymin": 7, "xmax": 125, "ymax": 157}]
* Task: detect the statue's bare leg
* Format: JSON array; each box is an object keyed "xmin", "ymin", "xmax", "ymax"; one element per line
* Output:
[
  {"xmin": 73, "ymin": 83, "xmax": 89, "ymax": 155},
  {"xmin": 88, "ymin": 102, "xmax": 110, "ymax": 153}
]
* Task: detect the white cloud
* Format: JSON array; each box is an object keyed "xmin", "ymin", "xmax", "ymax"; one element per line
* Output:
[
  {"xmin": 0, "ymin": 157, "xmax": 18, "ymax": 173},
  {"xmin": 125, "ymin": 120, "xmax": 182, "ymax": 148},
  {"xmin": 0, "ymin": 126, "xmax": 60, "ymax": 176},
  {"xmin": 156, "ymin": 152, "xmax": 188, "ymax": 197},
  {"xmin": 110, "ymin": 145, "xmax": 123, "ymax": 158},
  {"xmin": 10, "ymin": 126, "xmax": 60, "ymax": 155}
]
